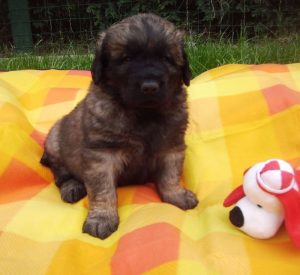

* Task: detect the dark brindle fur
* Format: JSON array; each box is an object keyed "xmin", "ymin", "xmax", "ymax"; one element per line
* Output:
[{"xmin": 41, "ymin": 13, "xmax": 198, "ymax": 239}]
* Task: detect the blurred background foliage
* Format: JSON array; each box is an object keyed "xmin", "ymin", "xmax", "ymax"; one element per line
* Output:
[{"xmin": 1, "ymin": 0, "xmax": 299, "ymax": 53}]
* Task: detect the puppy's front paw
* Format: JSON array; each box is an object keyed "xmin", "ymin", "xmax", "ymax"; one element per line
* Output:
[
  {"xmin": 160, "ymin": 188, "xmax": 199, "ymax": 210},
  {"xmin": 83, "ymin": 212, "xmax": 119, "ymax": 239}
]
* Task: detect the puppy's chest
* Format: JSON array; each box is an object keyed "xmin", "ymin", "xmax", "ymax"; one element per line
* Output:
[
  {"xmin": 138, "ymin": 123, "xmax": 166, "ymax": 148},
  {"xmin": 131, "ymin": 117, "xmax": 182, "ymax": 152},
  {"xmin": 87, "ymin": 108, "xmax": 185, "ymax": 155}
]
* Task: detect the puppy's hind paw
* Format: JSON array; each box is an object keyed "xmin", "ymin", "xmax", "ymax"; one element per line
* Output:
[{"xmin": 60, "ymin": 179, "xmax": 87, "ymax": 203}]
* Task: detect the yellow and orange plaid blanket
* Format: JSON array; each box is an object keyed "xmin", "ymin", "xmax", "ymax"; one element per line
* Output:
[{"xmin": 1, "ymin": 64, "xmax": 300, "ymax": 275}]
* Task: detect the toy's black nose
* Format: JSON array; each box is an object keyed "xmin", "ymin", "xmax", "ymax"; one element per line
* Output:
[
  {"xmin": 229, "ymin": 206, "xmax": 244, "ymax": 228},
  {"xmin": 141, "ymin": 81, "xmax": 159, "ymax": 95}
]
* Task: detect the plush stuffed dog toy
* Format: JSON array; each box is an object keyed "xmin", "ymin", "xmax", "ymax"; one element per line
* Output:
[{"xmin": 224, "ymin": 159, "xmax": 300, "ymax": 248}]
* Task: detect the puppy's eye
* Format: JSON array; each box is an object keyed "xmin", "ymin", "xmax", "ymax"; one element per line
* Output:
[
  {"xmin": 163, "ymin": 55, "xmax": 171, "ymax": 62},
  {"xmin": 120, "ymin": 56, "xmax": 131, "ymax": 63},
  {"xmin": 163, "ymin": 55, "xmax": 175, "ymax": 65},
  {"xmin": 257, "ymin": 204, "xmax": 262, "ymax": 208}
]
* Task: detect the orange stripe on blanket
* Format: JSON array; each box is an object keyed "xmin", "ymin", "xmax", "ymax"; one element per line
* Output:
[
  {"xmin": 44, "ymin": 88, "xmax": 78, "ymax": 105},
  {"xmin": 67, "ymin": 70, "xmax": 91, "ymax": 76},
  {"xmin": 262, "ymin": 84, "xmax": 300, "ymax": 114},
  {"xmin": 31, "ymin": 130, "xmax": 46, "ymax": 147},
  {"xmin": 132, "ymin": 183, "xmax": 161, "ymax": 204},
  {"xmin": 0, "ymin": 159, "xmax": 50, "ymax": 204},
  {"xmin": 251, "ymin": 64, "xmax": 289, "ymax": 73},
  {"xmin": 111, "ymin": 223, "xmax": 180, "ymax": 275}
]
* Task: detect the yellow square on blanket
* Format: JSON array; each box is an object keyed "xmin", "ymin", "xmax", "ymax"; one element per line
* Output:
[{"xmin": 1, "ymin": 64, "xmax": 300, "ymax": 275}]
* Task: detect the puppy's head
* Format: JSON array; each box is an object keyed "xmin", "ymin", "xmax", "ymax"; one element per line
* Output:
[{"xmin": 91, "ymin": 13, "xmax": 191, "ymax": 109}]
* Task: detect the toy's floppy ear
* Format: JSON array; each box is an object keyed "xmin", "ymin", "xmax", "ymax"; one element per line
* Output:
[
  {"xmin": 277, "ymin": 190, "xmax": 300, "ymax": 248},
  {"xmin": 223, "ymin": 185, "xmax": 245, "ymax": 207}
]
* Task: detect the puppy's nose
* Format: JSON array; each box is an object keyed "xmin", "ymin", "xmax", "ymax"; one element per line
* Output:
[
  {"xmin": 141, "ymin": 81, "xmax": 159, "ymax": 95},
  {"xmin": 229, "ymin": 206, "xmax": 244, "ymax": 228}
]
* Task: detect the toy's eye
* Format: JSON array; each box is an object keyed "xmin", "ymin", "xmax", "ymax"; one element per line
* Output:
[{"xmin": 257, "ymin": 204, "xmax": 262, "ymax": 208}]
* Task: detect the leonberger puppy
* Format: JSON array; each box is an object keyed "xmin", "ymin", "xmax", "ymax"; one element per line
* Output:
[{"xmin": 41, "ymin": 13, "xmax": 198, "ymax": 239}]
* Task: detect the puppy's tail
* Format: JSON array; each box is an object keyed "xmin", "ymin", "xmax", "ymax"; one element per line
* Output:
[{"xmin": 40, "ymin": 152, "xmax": 50, "ymax": 167}]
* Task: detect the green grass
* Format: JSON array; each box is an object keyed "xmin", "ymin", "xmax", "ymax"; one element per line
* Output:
[
  {"xmin": 0, "ymin": 54, "xmax": 94, "ymax": 71},
  {"xmin": 186, "ymin": 35, "xmax": 300, "ymax": 77},
  {"xmin": 1, "ymin": 35, "xmax": 299, "ymax": 77}
]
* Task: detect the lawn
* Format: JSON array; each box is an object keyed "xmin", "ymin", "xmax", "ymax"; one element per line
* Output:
[{"xmin": 1, "ymin": 35, "xmax": 299, "ymax": 77}]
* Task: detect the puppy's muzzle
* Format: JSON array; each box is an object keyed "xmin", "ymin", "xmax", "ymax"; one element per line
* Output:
[
  {"xmin": 141, "ymin": 80, "xmax": 159, "ymax": 95},
  {"xmin": 229, "ymin": 206, "xmax": 244, "ymax": 228}
]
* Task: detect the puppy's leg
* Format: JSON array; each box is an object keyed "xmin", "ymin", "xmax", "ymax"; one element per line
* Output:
[
  {"xmin": 156, "ymin": 150, "xmax": 198, "ymax": 210},
  {"xmin": 43, "ymin": 119, "xmax": 87, "ymax": 203},
  {"xmin": 82, "ymin": 151, "xmax": 126, "ymax": 239}
]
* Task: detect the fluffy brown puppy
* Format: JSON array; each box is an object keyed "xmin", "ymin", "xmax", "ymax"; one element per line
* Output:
[{"xmin": 41, "ymin": 13, "xmax": 198, "ymax": 239}]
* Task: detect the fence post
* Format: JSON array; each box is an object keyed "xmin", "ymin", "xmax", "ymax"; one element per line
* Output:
[{"xmin": 8, "ymin": 0, "xmax": 33, "ymax": 52}]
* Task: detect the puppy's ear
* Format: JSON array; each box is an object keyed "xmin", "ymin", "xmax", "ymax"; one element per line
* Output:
[
  {"xmin": 91, "ymin": 49, "xmax": 102, "ymax": 85},
  {"xmin": 182, "ymin": 48, "xmax": 192, "ymax": 86},
  {"xmin": 91, "ymin": 32, "xmax": 106, "ymax": 85}
]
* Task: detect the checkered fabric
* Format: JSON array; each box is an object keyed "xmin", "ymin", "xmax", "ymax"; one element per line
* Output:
[{"xmin": 1, "ymin": 64, "xmax": 300, "ymax": 275}]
